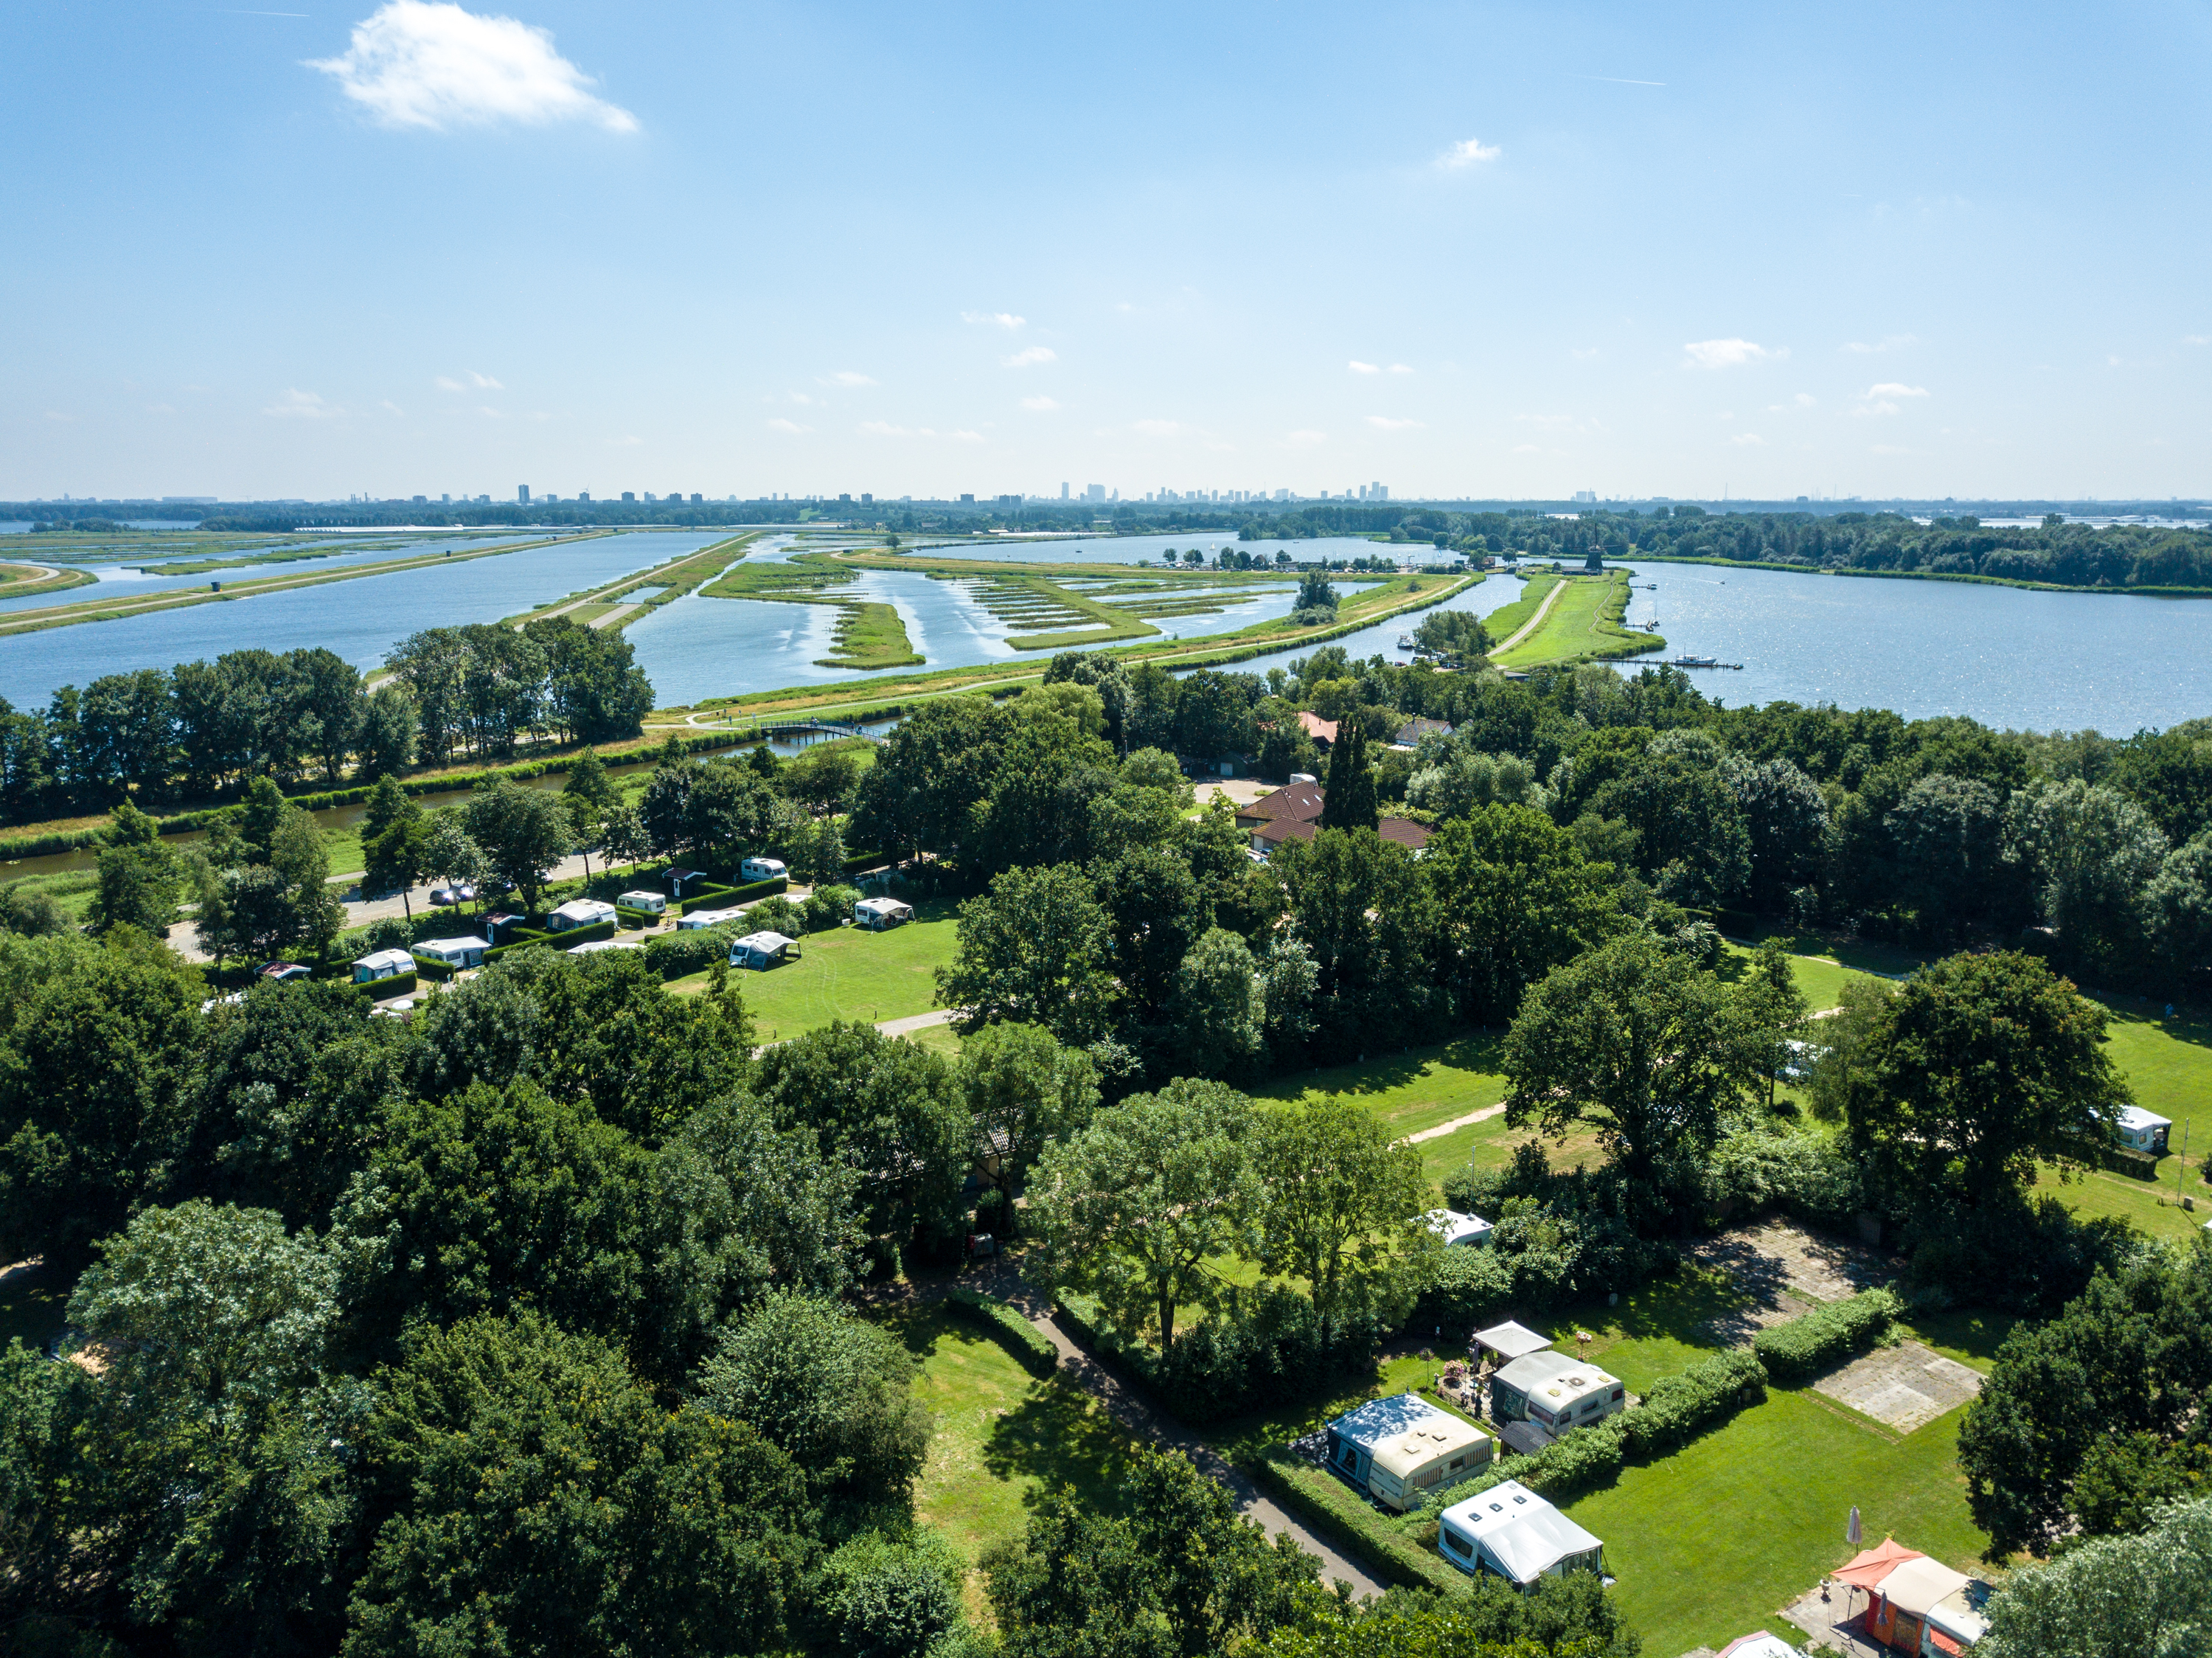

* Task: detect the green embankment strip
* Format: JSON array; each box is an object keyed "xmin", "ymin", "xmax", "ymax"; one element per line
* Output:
[
  {"xmin": 815, "ymin": 601, "xmax": 925, "ymax": 670},
  {"xmin": 0, "ymin": 563, "xmax": 96, "ymax": 598},
  {"xmin": 122, "ymin": 532, "xmax": 538, "ymax": 576},
  {"xmin": 1472, "ymin": 572, "xmax": 1559, "ymax": 651},
  {"xmin": 1618, "ymin": 548, "xmax": 2212, "ymax": 600},
  {"xmin": 1489, "ymin": 571, "xmax": 1664, "ymax": 667},
  {"xmin": 0, "ymin": 530, "xmax": 617, "ymax": 638}
]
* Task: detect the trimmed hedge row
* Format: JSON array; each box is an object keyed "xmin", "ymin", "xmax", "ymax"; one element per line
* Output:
[
  {"xmin": 1249, "ymin": 1450, "xmax": 1469, "ymax": 1595},
  {"xmin": 1455, "ymin": 1348, "xmax": 1770, "ymax": 1506},
  {"xmin": 945, "ymin": 1288, "xmax": 1058, "ymax": 1378},
  {"xmin": 1753, "ymin": 1287, "xmax": 1901, "ymax": 1383},
  {"xmin": 352, "ymin": 970, "xmax": 418, "ymax": 999},
  {"xmin": 672, "ymin": 873, "xmax": 787, "ymax": 916},
  {"xmin": 484, "ymin": 917, "xmax": 620, "ymax": 962},
  {"xmin": 409, "ymin": 953, "xmax": 456, "ymax": 982}
]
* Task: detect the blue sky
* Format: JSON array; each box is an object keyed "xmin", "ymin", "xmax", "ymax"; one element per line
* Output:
[{"xmin": 4, "ymin": 1, "xmax": 2208, "ymax": 503}]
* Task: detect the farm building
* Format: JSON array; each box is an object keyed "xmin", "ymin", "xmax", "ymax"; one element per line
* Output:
[
  {"xmin": 855, "ymin": 896, "xmax": 914, "ymax": 930},
  {"xmin": 676, "ymin": 906, "xmax": 748, "ymax": 931},
  {"xmin": 617, "ymin": 889, "xmax": 667, "ymax": 915},
  {"xmin": 2112, "ymin": 1104, "xmax": 2172, "ymax": 1156},
  {"xmin": 1835, "ymin": 1540, "xmax": 1988, "ymax": 1653},
  {"xmin": 1425, "ymin": 1209, "xmax": 1495, "ymax": 1248},
  {"xmin": 350, "ymin": 948, "xmax": 414, "ymax": 983},
  {"xmin": 728, "ymin": 930, "xmax": 799, "ymax": 970},
  {"xmin": 1323, "ymin": 1392, "xmax": 1492, "ymax": 1512},
  {"xmin": 1489, "ymin": 1352, "xmax": 1626, "ymax": 1439},
  {"xmin": 546, "ymin": 898, "xmax": 617, "ymax": 932},
  {"xmin": 415, "ymin": 936, "xmax": 490, "ymax": 969},
  {"xmin": 1436, "ymin": 1481, "xmax": 1606, "ymax": 1589}
]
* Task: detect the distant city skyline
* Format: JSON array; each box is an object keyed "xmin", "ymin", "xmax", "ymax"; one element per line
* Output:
[{"xmin": 5, "ymin": 0, "xmax": 2208, "ymax": 502}]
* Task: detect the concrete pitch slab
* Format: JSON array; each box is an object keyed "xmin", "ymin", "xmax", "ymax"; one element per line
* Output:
[{"xmin": 1812, "ymin": 1340, "xmax": 1983, "ymax": 1433}]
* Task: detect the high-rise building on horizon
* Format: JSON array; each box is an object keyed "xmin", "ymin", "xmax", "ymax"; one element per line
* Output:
[{"xmin": 518, "ymin": 485, "xmax": 530, "ymax": 504}]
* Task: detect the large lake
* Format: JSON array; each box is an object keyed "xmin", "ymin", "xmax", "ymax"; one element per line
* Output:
[{"xmin": 1617, "ymin": 563, "xmax": 2212, "ymax": 732}]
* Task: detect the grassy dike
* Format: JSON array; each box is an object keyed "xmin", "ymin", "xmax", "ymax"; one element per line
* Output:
[
  {"xmin": 0, "ymin": 563, "xmax": 96, "ymax": 598},
  {"xmin": 1489, "ymin": 569, "xmax": 1663, "ymax": 667}
]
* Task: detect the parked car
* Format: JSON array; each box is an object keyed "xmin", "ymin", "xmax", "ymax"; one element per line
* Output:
[{"xmin": 429, "ymin": 883, "xmax": 476, "ymax": 906}]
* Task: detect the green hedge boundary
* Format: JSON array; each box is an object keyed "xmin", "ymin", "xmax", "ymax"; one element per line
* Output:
[
  {"xmin": 675, "ymin": 873, "xmax": 787, "ymax": 916},
  {"xmin": 1248, "ymin": 1451, "xmax": 1469, "ymax": 1595},
  {"xmin": 352, "ymin": 970, "xmax": 418, "ymax": 999},
  {"xmin": 409, "ymin": 953, "xmax": 457, "ymax": 982},
  {"xmin": 1752, "ymin": 1286, "xmax": 1900, "ymax": 1383},
  {"xmin": 945, "ymin": 1288, "xmax": 1059, "ymax": 1378}
]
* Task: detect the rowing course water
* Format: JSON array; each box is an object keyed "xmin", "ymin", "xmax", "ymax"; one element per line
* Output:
[
  {"xmin": 1617, "ymin": 563, "xmax": 2212, "ymax": 731},
  {"xmin": 0, "ymin": 532, "xmax": 567, "ymax": 615},
  {"xmin": 0, "ymin": 533, "xmax": 728, "ymax": 707}
]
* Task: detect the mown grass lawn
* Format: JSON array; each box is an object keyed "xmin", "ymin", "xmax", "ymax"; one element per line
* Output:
[
  {"xmin": 879, "ymin": 1303, "xmax": 1139, "ymax": 1606},
  {"xmin": 669, "ymin": 903, "xmax": 958, "ymax": 1041},
  {"xmin": 1564, "ymin": 1390, "xmax": 1990, "ymax": 1658}
]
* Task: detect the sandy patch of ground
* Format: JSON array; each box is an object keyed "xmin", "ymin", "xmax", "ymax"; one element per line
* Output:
[{"xmin": 1812, "ymin": 1340, "xmax": 1983, "ymax": 1433}]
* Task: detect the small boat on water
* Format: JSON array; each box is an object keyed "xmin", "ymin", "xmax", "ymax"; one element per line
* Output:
[
  {"xmin": 1664, "ymin": 654, "xmax": 1745, "ymax": 670},
  {"xmin": 1397, "ymin": 634, "xmax": 1416, "ymax": 649}
]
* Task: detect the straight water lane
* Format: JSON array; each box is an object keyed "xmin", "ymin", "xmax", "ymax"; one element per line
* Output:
[{"xmin": 0, "ymin": 533, "xmax": 728, "ymax": 707}]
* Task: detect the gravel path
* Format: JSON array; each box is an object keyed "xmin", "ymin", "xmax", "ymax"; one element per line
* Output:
[{"xmin": 1486, "ymin": 575, "xmax": 1570, "ymax": 656}]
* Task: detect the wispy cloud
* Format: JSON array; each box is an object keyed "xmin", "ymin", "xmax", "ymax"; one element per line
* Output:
[
  {"xmin": 765, "ymin": 418, "xmax": 810, "ymax": 434},
  {"xmin": 1003, "ymin": 346, "xmax": 1057, "ymax": 368},
  {"xmin": 1388, "ymin": 363, "xmax": 1413, "ymax": 375},
  {"xmin": 1843, "ymin": 333, "xmax": 1917, "ymax": 354},
  {"xmin": 265, "ymin": 388, "xmax": 341, "ymax": 418},
  {"xmin": 1865, "ymin": 382, "xmax": 1929, "ymax": 399},
  {"xmin": 860, "ymin": 422, "xmax": 982, "ymax": 442},
  {"xmin": 1571, "ymin": 347, "xmax": 1601, "ymax": 362},
  {"xmin": 43, "ymin": 411, "xmax": 77, "ymax": 424},
  {"xmin": 611, "ymin": 434, "xmax": 643, "ymax": 445},
  {"xmin": 1871, "ymin": 443, "xmax": 1909, "ymax": 454},
  {"xmin": 1349, "ymin": 361, "xmax": 1380, "ymax": 375},
  {"xmin": 307, "ymin": 1, "xmax": 637, "ymax": 133},
  {"xmin": 964, "ymin": 311, "xmax": 1026, "ymax": 330},
  {"xmin": 1438, "ymin": 136, "xmax": 1501, "ymax": 167},
  {"xmin": 1510, "ymin": 443, "xmax": 1542, "ymax": 454},
  {"xmin": 2186, "ymin": 334, "xmax": 2211, "ymax": 347},
  {"xmin": 1515, "ymin": 413, "xmax": 1576, "ymax": 429},
  {"xmin": 824, "ymin": 370, "xmax": 877, "ymax": 386},
  {"xmin": 1567, "ymin": 72, "xmax": 1664, "ymax": 86},
  {"xmin": 1284, "ymin": 429, "xmax": 1327, "ymax": 447},
  {"xmin": 1019, "ymin": 395, "xmax": 1060, "ymax": 412},
  {"xmin": 1683, "ymin": 339, "xmax": 1784, "ymax": 370},
  {"xmin": 1730, "ymin": 432, "xmax": 1764, "ymax": 446},
  {"xmin": 1366, "ymin": 415, "xmax": 1425, "ymax": 431},
  {"xmin": 435, "ymin": 370, "xmax": 502, "ymax": 391},
  {"xmin": 1132, "ymin": 419, "xmax": 1181, "ymax": 437}
]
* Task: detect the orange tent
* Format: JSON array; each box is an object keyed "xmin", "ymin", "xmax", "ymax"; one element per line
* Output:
[{"xmin": 1834, "ymin": 1539, "xmax": 1923, "ymax": 1592}]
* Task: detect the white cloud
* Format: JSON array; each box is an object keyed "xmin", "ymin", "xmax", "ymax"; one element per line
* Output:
[
  {"xmin": 1865, "ymin": 382, "xmax": 1929, "ymax": 398},
  {"xmin": 1285, "ymin": 429, "xmax": 1327, "ymax": 447},
  {"xmin": 1019, "ymin": 395, "xmax": 1060, "ymax": 412},
  {"xmin": 380, "ymin": 400, "xmax": 406, "ymax": 414},
  {"xmin": 964, "ymin": 311, "xmax": 1026, "ymax": 330},
  {"xmin": 265, "ymin": 388, "xmax": 341, "ymax": 418},
  {"xmin": 1349, "ymin": 360, "xmax": 1380, "ymax": 375},
  {"xmin": 307, "ymin": 1, "xmax": 637, "ymax": 133},
  {"xmin": 824, "ymin": 370, "xmax": 877, "ymax": 386},
  {"xmin": 1843, "ymin": 333, "xmax": 1917, "ymax": 354},
  {"xmin": 944, "ymin": 429, "xmax": 985, "ymax": 443},
  {"xmin": 1796, "ymin": 392, "xmax": 1817, "ymax": 406},
  {"xmin": 2186, "ymin": 334, "xmax": 2211, "ymax": 347},
  {"xmin": 1388, "ymin": 363, "xmax": 1413, "ymax": 375},
  {"xmin": 860, "ymin": 422, "xmax": 984, "ymax": 442},
  {"xmin": 1003, "ymin": 346, "xmax": 1057, "ymax": 367},
  {"xmin": 1871, "ymin": 443, "xmax": 1909, "ymax": 454},
  {"xmin": 1438, "ymin": 136, "xmax": 1502, "ymax": 167},
  {"xmin": 1515, "ymin": 413, "xmax": 1576, "ymax": 429},
  {"xmin": 611, "ymin": 434, "xmax": 643, "ymax": 445},
  {"xmin": 1571, "ymin": 347, "xmax": 1601, "ymax": 362},
  {"xmin": 435, "ymin": 375, "xmax": 464, "ymax": 391},
  {"xmin": 765, "ymin": 418, "xmax": 810, "ymax": 434},
  {"xmin": 43, "ymin": 411, "xmax": 77, "ymax": 423},
  {"xmin": 1132, "ymin": 419, "xmax": 1181, "ymax": 437},
  {"xmin": 859, "ymin": 420, "xmax": 905, "ymax": 436},
  {"xmin": 1366, "ymin": 415, "xmax": 1424, "ymax": 431},
  {"xmin": 1510, "ymin": 443, "xmax": 1542, "ymax": 454},
  {"xmin": 1682, "ymin": 339, "xmax": 1784, "ymax": 370},
  {"xmin": 1730, "ymin": 432, "xmax": 1764, "ymax": 446}
]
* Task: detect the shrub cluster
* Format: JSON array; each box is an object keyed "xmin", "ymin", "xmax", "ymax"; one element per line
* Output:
[
  {"xmin": 1753, "ymin": 1287, "xmax": 1902, "ymax": 1382},
  {"xmin": 1416, "ymin": 1210, "xmax": 1674, "ymax": 1333},
  {"xmin": 1706, "ymin": 1125, "xmax": 1868, "ymax": 1232},
  {"xmin": 1055, "ymin": 1287, "xmax": 1385, "ymax": 1426},
  {"xmin": 641, "ymin": 921, "xmax": 748, "ymax": 979},
  {"xmin": 945, "ymin": 1288, "xmax": 1058, "ymax": 1378},
  {"xmin": 1902, "ymin": 1193, "xmax": 2153, "ymax": 1317}
]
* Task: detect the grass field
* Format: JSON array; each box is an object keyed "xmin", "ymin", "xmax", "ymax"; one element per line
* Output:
[
  {"xmin": 881, "ymin": 1302, "xmax": 1138, "ymax": 1609},
  {"xmin": 1565, "ymin": 1390, "xmax": 1988, "ymax": 1658},
  {"xmin": 1489, "ymin": 571, "xmax": 1663, "ymax": 667},
  {"xmin": 670, "ymin": 903, "xmax": 958, "ymax": 1041}
]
